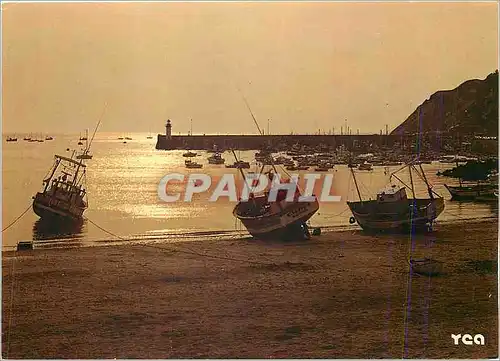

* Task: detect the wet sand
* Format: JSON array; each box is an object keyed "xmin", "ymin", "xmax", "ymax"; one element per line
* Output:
[{"xmin": 2, "ymin": 219, "xmax": 498, "ymax": 359}]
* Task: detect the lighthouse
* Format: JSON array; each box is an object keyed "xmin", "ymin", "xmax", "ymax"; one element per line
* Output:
[{"xmin": 165, "ymin": 119, "xmax": 172, "ymax": 139}]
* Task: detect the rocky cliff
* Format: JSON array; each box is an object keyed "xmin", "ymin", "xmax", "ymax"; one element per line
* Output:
[{"xmin": 391, "ymin": 71, "xmax": 498, "ymax": 136}]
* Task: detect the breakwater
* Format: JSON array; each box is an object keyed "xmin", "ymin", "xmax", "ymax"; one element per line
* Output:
[{"xmin": 155, "ymin": 133, "xmax": 497, "ymax": 154}]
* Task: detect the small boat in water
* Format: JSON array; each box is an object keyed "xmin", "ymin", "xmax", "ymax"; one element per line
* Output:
[
  {"xmin": 347, "ymin": 161, "xmax": 444, "ymax": 232},
  {"xmin": 207, "ymin": 152, "xmax": 225, "ymax": 165},
  {"xmin": 183, "ymin": 151, "xmax": 197, "ymax": 157},
  {"xmin": 32, "ymin": 153, "xmax": 88, "ymax": 221},
  {"xmin": 45, "ymin": 136, "xmax": 54, "ymax": 141},
  {"xmin": 226, "ymin": 160, "xmax": 251, "ymax": 169},
  {"xmin": 444, "ymin": 182, "xmax": 498, "ymax": 201},
  {"xmin": 185, "ymin": 159, "xmax": 203, "ymax": 168},
  {"xmin": 6, "ymin": 136, "xmax": 17, "ymax": 142},
  {"xmin": 358, "ymin": 162, "xmax": 373, "ymax": 171}
]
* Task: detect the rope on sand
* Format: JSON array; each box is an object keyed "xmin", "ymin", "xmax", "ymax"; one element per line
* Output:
[
  {"xmin": 2, "ymin": 203, "xmax": 32, "ymax": 232},
  {"xmin": 85, "ymin": 216, "xmax": 271, "ymax": 266}
]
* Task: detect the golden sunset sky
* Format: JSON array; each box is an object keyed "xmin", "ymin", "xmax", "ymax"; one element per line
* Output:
[{"xmin": 2, "ymin": 2, "xmax": 498, "ymax": 135}]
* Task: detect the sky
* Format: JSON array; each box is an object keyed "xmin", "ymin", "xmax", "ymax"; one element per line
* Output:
[{"xmin": 1, "ymin": 1, "xmax": 498, "ymax": 135}]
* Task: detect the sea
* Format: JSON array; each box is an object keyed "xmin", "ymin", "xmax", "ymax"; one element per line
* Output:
[{"xmin": 2, "ymin": 132, "xmax": 497, "ymax": 251}]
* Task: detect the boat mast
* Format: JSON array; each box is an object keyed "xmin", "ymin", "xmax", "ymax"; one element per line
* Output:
[
  {"xmin": 44, "ymin": 157, "xmax": 61, "ymax": 191},
  {"xmin": 350, "ymin": 167, "xmax": 363, "ymax": 201},
  {"xmin": 408, "ymin": 165, "xmax": 416, "ymax": 199},
  {"xmin": 417, "ymin": 163, "xmax": 434, "ymax": 199},
  {"xmin": 85, "ymin": 103, "xmax": 106, "ymax": 154}
]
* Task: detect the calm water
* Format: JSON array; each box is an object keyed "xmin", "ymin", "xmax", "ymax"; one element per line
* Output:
[{"xmin": 2, "ymin": 132, "xmax": 497, "ymax": 250}]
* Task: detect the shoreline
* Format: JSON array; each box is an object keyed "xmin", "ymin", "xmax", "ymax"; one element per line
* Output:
[
  {"xmin": 2, "ymin": 215, "xmax": 498, "ymax": 254},
  {"xmin": 2, "ymin": 218, "xmax": 498, "ymax": 358}
]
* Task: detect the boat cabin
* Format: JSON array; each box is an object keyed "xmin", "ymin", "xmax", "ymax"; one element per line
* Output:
[{"xmin": 377, "ymin": 185, "xmax": 407, "ymax": 203}]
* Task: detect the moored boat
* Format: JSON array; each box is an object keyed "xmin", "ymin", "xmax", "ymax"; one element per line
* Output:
[
  {"xmin": 232, "ymin": 151, "xmax": 319, "ymax": 240},
  {"xmin": 226, "ymin": 160, "xmax": 250, "ymax": 169},
  {"xmin": 185, "ymin": 159, "xmax": 203, "ymax": 168},
  {"xmin": 358, "ymin": 162, "xmax": 373, "ymax": 171},
  {"xmin": 32, "ymin": 154, "xmax": 88, "ymax": 221},
  {"xmin": 347, "ymin": 161, "xmax": 444, "ymax": 232},
  {"xmin": 207, "ymin": 152, "xmax": 225, "ymax": 165},
  {"xmin": 183, "ymin": 151, "xmax": 197, "ymax": 157},
  {"xmin": 444, "ymin": 183, "xmax": 498, "ymax": 201}
]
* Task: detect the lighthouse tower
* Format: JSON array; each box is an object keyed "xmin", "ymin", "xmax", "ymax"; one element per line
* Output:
[{"xmin": 165, "ymin": 119, "xmax": 172, "ymax": 139}]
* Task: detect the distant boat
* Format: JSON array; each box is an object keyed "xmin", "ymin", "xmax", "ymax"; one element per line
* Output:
[
  {"xmin": 183, "ymin": 151, "xmax": 197, "ymax": 157},
  {"xmin": 147, "ymin": 136, "xmax": 153, "ymax": 139},
  {"xmin": 226, "ymin": 160, "xmax": 250, "ymax": 169},
  {"xmin": 76, "ymin": 153, "xmax": 93, "ymax": 160},
  {"xmin": 347, "ymin": 161, "xmax": 445, "ymax": 232},
  {"xmin": 125, "ymin": 136, "xmax": 132, "ymax": 140},
  {"xmin": 358, "ymin": 162, "xmax": 373, "ymax": 171},
  {"xmin": 118, "ymin": 137, "xmax": 124, "ymax": 140},
  {"xmin": 6, "ymin": 136, "xmax": 17, "ymax": 142},
  {"xmin": 45, "ymin": 136, "xmax": 54, "ymax": 141},
  {"xmin": 207, "ymin": 152, "xmax": 225, "ymax": 165},
  {"xmin": 185, "ymin": 160, "xmax": 203, "ymax": 168}
]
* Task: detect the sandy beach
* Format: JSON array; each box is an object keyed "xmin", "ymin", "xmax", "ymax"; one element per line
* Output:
[{"xmin": 2, "ymin": 219, "xmax": 498, "ymax": 359}]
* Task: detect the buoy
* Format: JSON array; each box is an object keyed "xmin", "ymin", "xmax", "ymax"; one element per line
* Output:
[
  {"xmin": 312, "ymin": 227, "xmax": 321, "ymax": 236},
  {"xmin": 349, "ymin": 216, "xmax": 356, "ymax": 224},
  {"xmin": 17, "ymin": 241, "xmax": 33, "ymax": 251}
]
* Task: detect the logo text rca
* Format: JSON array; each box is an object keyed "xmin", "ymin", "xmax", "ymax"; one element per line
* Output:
[
  {"xmin": 451, "ymin": 333, "xmax": 485, "ymax": 345},
  {"xmin": 157, "ymin": 173, "xmax": 342, "ymax": 203}
]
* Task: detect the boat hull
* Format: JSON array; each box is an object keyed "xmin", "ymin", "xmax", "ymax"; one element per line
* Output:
[
  {"xmin": 444, "ymin": 184, "xmax": 498, "ymax": 201},
  {"xmin": 234, "ymin": 199, "xmax": 319, "ymax": 240},
  {"xmin": 33, "ymin": 192, "xmax": 86, "ymax": 222},
  {"xmin": 347, "ymin": 198, "xmax": 444, "ymax": 232}
]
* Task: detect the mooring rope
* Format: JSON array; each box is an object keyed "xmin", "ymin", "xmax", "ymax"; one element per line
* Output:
[
  {"xmin": 2, "ymin": 204, "xmax": 32, "ymax": 232},
  {"xmin": 85, "ymin": 216, "xmax": 271, "ymax": 265}
]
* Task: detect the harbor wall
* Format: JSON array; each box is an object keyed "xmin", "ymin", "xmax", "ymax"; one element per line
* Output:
[{"xmin": 155, "ymin": 134, "xmax": 498, "ymax": 154}]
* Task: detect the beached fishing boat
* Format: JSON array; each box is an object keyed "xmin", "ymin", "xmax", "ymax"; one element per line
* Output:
[
  {"xmin": 232, "ymin": 150, "xmax": 319, "ymax": 240},
  {"xmin": 207, "ymin": 152, "xmax": 225, "ymax": 165},
  {"xmin": 347, "ymin": 161, "xmax": 444, "ymax": 232},
  {"xmin": 32, "ymin": 153, "xmax": 88, "ymax": 221}
]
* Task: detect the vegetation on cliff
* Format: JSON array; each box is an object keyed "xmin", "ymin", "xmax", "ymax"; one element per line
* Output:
[{"xmin": 437, "ymin": 159, "xmax": 498, "ymax": 181}]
